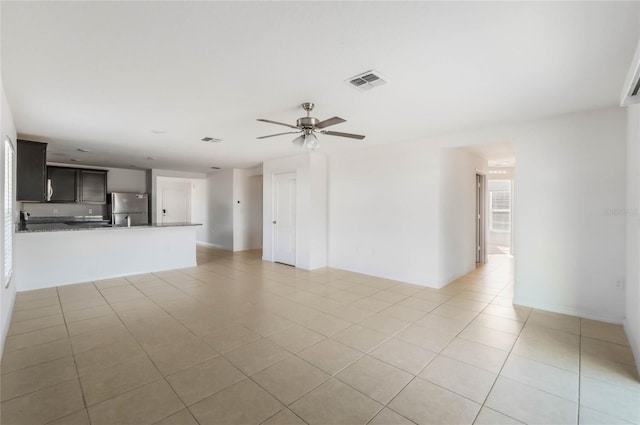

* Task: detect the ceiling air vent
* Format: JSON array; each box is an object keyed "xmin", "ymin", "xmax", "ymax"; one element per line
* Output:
[
  {"xmin": 346, "ymin": 70, "xmax": 388, "ymax": 91},
  {"xmin": 621, "ymin": 40, "xmax": 640, "ymax": 106},
  {"xmin": 201, "ymin": 137, "xmax": 223, "ymax": 143}
]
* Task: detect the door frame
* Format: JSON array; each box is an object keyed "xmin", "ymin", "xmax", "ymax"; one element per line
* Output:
[
  {"xmin": 271, "ymin": 171, "xmax": 297, "ymax": 266},
  {"xmin": 476, "ymin": 173, "xmax": 488, "ymax": 264}
]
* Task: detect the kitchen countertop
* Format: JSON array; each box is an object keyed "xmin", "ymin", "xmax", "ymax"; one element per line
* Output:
[{"xmin": 17, "ymin": 222, "xmax": 201, "ymax": 233}]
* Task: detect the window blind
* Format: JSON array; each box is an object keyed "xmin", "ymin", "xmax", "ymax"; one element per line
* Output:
[{"xmin": 4, "ymin": 138, "xmax": 14, "ymax": 284}]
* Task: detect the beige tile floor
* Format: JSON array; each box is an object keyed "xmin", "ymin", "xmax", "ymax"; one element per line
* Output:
[{"xmin": 1, "ymin": 248, "xmax": 639, "ymax": 425}]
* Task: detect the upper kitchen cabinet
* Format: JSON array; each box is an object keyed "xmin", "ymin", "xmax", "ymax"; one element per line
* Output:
[
  {"xmin": 47, "ymin": 166, "xmax": 78, "ymax": 202},
  {"xmin": 46, "ymin": 166, "xmax": 108, "ymax": 204},
  {"xmin": 17, "ymin": 140, "xmax": 47, "ymax": 201},
  {"xmin": 79, "ymin": 169, "xmax": 107, "ymax": 204}
]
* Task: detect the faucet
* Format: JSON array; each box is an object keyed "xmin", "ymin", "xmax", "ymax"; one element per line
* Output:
[
  {"xmin": 126, "ymin": 215, "xmax": 131, "ymax": 227},
  {"xmin": 19, "ymin": 211, "xmax": 30, "ymax": 230}
]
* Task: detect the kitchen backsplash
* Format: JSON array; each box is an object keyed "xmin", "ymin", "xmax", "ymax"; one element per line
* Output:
[{"xmin": 22, "ymin": 203, "xmax": 108, "ymax": 218}]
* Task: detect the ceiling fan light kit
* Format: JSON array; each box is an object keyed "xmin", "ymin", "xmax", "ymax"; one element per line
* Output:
[{"xmin": 257, "ymin": 102, "xmax": 365, "ymax": 149}]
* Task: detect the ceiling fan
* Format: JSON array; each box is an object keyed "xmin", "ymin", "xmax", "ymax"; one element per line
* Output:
[{"xmin": 257, "ymin": 102, "xmax": 365, "ymax": 150}]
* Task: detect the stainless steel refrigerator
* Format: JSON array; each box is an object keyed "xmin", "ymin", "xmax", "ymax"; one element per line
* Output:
[{"xmin": 110, "ymin": 192, "xmax": 149, "ymax": 226}]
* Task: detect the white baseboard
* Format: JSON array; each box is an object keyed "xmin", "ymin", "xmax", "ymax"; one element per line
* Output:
[
  {"xmin": 513, "ymin": 296, "xmax": 624, "ymax": 324},
  {"xmin": 623, "ymin": 318, "xmax": 640, "ymax": 376},
  {"xmin": 0, "ymin": 287, "xmax": 16, "ymax": 362},
  {"xmin": 196, "ymin": 241, "xmax": 226, "ymax": 249}
]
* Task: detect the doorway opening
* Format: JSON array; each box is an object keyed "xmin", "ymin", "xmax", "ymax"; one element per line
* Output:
[
  {"xmin": 464, "ymin": 142, "xmax": 516, "ymax": 260},
  {"xmin": 156, "ymin": 180, "xmax": 191, "ymax": 224},
  {"xmin": 487, "ymin": 173, "xmax": 514, "ymax": 255}
]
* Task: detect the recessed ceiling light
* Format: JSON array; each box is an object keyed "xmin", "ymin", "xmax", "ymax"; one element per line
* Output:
[
  {"xmin": 76, "ymin": 148, "xmax": 90, "ymax": 153},
  {"xmin": 69, "ymin": 158, "xmax": 81, "ymax": 162},
  {"xmin": 202, "ymin": 137, "xmax": 223, "ymax": 143},
  {"xmin": 151, "ymin": 130, "xmax": 167, "ymax": 134},
  {"xmin": 146, "ymin": 156, "xmax": 158, "ymax": 160}
]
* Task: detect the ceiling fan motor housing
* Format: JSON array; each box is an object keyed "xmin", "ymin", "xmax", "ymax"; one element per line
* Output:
[{"xmin": 297, "ymin": 116, "xmax": 319, "ymax": 129}]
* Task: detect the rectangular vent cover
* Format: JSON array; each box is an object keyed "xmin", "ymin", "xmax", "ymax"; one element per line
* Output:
[
  {"xmin": 346, "ymin": 70, "xmax": 388, "ymax": 91},
  {"xmin": 201, "ymin": 137, "xmax": 223, "ymax": 143}
]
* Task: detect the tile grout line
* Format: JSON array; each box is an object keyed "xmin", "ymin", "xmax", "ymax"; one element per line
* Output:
[
  {"xmin": 55, "ymin": 285, "xmax": 91, "ymax": 425},
  {"xmin": 377, "ymin": 263, "xmax": 522, "ymax": 424},
  {"xmin": 76, "ymin": 280, "xmax": 186, "ymax": 421},
  {"xmin": 107, "ymin": 259, "xmax": 494, "ymax": 424},
  {"xmin": 371, "ymin": 278, "xmax": 504, "ymax": 424},
  {"xmin": 468, "ymin": 291, "xmax": 532, "ymax": 425}
]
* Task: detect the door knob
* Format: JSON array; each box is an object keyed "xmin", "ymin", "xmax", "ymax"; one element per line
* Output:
[{"xmin": 272, "ymin": 220, "xmax": 276, "ymax": 224}]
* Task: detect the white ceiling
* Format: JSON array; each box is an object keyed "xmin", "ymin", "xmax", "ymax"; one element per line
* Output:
[
  {"xmin": 2, "ymin": 1, "xmax": 638, "ymax": 173},
  {"xmin": 464, "ymin": 142, "xmax": 515, "ymax": 168}
]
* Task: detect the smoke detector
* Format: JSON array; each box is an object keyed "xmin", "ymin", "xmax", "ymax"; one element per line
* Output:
[{"xmin": 346, "ymin": 70, "xmax": 388, "ymax": 91}]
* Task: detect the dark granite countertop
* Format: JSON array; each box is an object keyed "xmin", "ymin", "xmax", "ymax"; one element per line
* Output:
[{"xmin": 16, "ymin": 222, "xmax": 201, "ymax": 233}]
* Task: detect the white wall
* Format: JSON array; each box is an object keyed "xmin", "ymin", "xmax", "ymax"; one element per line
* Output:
[
  {"xmin": 328, "ymin": 107, "xmax": 627, "ymax": 325},
  {"xmin": 513, "ymin": 108, "xmax": 627, "ymax": 323},
  {"xmin": 309, "ymin": 154, "xmax": 328, "ymax": 269},
  {"xmin": 0, "ymin": 81, "xmax": 17, "ymax": 358},
  {"xmin": 233, "ymin": 168, "xmax": 263, "ymax": 251},
  {"xmin": 438, "ymin": 148, "xmax": 487, "ymax": 285},
  {"xmin": 398, "ymin": 109, "xmax": 628, "ymax": 323},
  {"xmin": 207, "ymin": 169, "xmax": 234, "ymax": 250},
  {"xmin": 329, "ymin": 142, "xmax": 441, "ymax": 285},
  {"xmin": 190, "ymin": 177, "xmax": 209, "ymax": 243},
  {"xmin": 626, "ymin": 104, "xmax": 640, "ymax": 372},
  {"xmin": 263, "ymin": 153, "xmax": 328, "ymax": 270},
  {"xmin": 107, "ymin": 167, "xmax": 147, "ymax": 193},
  {"xmin": 247, "ymin": 175, "xmax": 263, "ymax": 250}
]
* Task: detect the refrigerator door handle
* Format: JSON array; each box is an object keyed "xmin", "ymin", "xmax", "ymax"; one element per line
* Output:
[{"xmin": 46, "ymin": 179, "xmax": 53, "ymax": 202}]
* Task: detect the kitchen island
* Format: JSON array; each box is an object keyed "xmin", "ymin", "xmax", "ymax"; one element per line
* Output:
[{"xmin": 14, "ymin": 223, "xmax": 201, "ymax": 291}]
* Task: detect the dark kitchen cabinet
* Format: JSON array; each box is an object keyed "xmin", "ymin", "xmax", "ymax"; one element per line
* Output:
[
  {"xmin": 17, "ymin": 140, "xmax": 47, "ymax": 201},
  {"xmin": 47, "ymin": 166, "xmax": 78, "ymax": 202},
  {"xmin": 79, "ymin": 169, "xmax": 107, "ymax": 204}
]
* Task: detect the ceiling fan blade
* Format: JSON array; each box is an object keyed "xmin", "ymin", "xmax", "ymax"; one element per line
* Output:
[
  {"xmin": 257, "ymin": 118, "xmax": 299, "ymax": 130},
  {"xmin": 315, "ymin": 116, "xmax": 346, "ymax": 129},
  {"xmin": 320, "ymin": 130, "xmax": 366, "ymax": 140},
  {"xmin": 257, "ymin": 131, "xmax": 301, "ymax": 140}
]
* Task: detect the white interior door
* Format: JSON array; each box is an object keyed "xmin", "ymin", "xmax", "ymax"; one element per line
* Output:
[
  {"xmin": 273, "ymin": 172, "xmax": 296, "ymax": 266},
  {"xmin": 159, "ymin": 182, "xmax": 190, "ymax": 224}
]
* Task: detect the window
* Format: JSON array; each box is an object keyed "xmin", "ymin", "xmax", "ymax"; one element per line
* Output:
[
  {"xmin": 4, "ymin": 137, "xmax": 14, "ymax": 287},
  {"xmin": 489, "ymin": 180, "xmax": 511, "ymax": 233}
]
